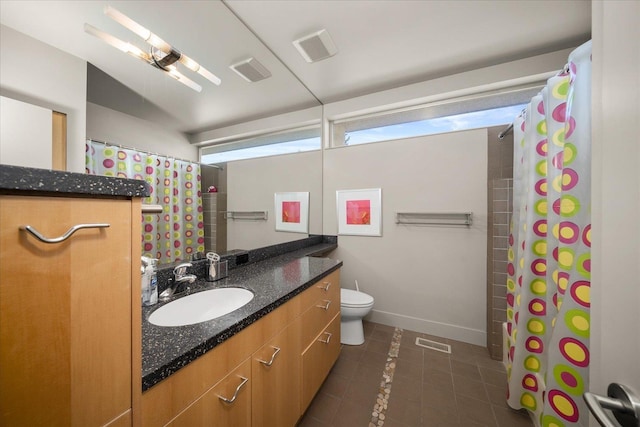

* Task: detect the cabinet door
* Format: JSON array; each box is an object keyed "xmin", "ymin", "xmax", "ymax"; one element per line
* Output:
[
  {"xmin": 169, "ymin": 359, "xmax": 251, "ymax": 427},
  {"xmin": 0, "ymin": 196, "xmax": 133, "ymax": 426},
  {"xmin": 252, "ymin": 320, "xmax": 302, "ymax": 427},
  {"xmin": 301, "ymin": 313, "xmax": 341, "ymax": 410},
  {"xmin": 300, "ymin": 271, "xmax": 340, "ymax": 347}
]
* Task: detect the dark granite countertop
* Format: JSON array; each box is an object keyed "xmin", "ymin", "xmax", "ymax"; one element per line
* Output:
[
  {"xmin": 0, "ymin": 164, "xmax": 150, "ymax": 198},
  {"xmin": 141, "ymin": 245, "xmax": 342, "ymax": 391}
]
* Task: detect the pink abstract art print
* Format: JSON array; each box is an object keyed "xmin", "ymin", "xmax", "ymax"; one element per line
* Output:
[
  {"xmin": 282, "ymin": 201, "xmax": 301, "ymax": 223},
  {"xmin": 346, "ymin": 200, "xmax": 371, "ymax": 225}
]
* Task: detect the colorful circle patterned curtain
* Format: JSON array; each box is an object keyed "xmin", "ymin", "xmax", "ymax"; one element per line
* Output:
[
  {"xmin": 505, "ymin": 40, "xmax": 592, "ymax": 427},
  {"xmin": 86, "ymin": 141, "xmax": 205, "ymax": 264}
]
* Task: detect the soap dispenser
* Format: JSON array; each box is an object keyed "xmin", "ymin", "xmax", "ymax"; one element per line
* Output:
[{"xmin": 141, "ymin": 256, "xmax": 158, "ymax": 306}]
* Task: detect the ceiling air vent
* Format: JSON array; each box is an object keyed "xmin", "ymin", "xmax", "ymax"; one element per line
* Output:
[
  {"xmin": 293, "ymin": 29, "xmax": 338, "ymax": 63},
  {"xmin": 230, "ymin": 57, "xmax": 271, "ymax": 83}
]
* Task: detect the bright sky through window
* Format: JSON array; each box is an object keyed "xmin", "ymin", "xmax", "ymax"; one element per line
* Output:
[
  {"xmin": 201, "ymin": 137, "xmax": 320, "ymax": 164},
  {"xmin": 344, "ymin": 104, "xmax": 526, "ymax": 146},
  {"xmin": 201, "ymin": 104, "xmax": 526, "ymax": 164}
]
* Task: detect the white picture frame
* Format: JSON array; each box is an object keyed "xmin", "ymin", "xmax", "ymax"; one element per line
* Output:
[
  {"xmin": 274, "ymin": 192, "xmax": 310, "ymax": 233},
  {"xmin": 336, "ymin": 188, "xmax": 382, "ymax": 236}
]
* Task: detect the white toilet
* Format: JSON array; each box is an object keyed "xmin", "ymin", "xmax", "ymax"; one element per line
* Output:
[{"xmin": 340, "ymin": 288, "xmax": 375, "ymax": 345}]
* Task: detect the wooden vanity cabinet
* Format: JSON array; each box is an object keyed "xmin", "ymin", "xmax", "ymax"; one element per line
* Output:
[
  {"xmin": 141, "ymin": 268, "xmax": 340, "ymax": 427},
  {"xmin": 168, "ymin": 359, "xmax": 252, "ymax": 426},
  {"xmin": 301, "ymin": 313, "xmax": 341, "ymax": 410},
  {"xmin": 252, "ymin": 320, "xmax": 302, "ymax": 426},
  {"xmin": 0, "ymin": 195, "xmax": 141, "ymax": 427},
  {"xmin": 298, "ymin": 270, "xmax": 341, "ymax": 411}
]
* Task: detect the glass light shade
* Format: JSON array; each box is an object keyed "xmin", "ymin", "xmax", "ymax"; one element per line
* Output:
[
  {"xmin": 84, "ymin": 23, "xmax": 129, "ymax": 53},
  {"xmin": 178, "ymin": 54, "xmax": 200, "ymax": 72},
  {"xmin": 197, "ymin": 67, "xmax": 222, "ymax": 86},
  {"xmin": 104, "ymin": 6, "xmax": 151, "ymax": 40}
]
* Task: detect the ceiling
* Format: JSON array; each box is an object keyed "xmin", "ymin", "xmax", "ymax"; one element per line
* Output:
[{"xmin": 0, "ymin": 0, "xmax": 591, "ymax": 137}]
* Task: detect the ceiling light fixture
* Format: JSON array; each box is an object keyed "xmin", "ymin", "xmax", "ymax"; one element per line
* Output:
[{"xmin": 84, "ymin": 5, "xmax": 221, "ymax": 92}]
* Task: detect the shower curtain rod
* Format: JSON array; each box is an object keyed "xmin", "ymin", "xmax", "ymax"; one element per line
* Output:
[
  {"xmin": 87, "ymin": 138, "xmax": 222, "ymax": 169},
  {"xmin": 498, "ymin": 123, "xmax": 514, "ymax": 140},
  {"xmin": 498, "ymin": 63, "xmax": 571, "ymax": 141}
]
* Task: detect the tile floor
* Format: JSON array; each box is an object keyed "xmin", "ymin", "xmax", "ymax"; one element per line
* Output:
[{"xmin": 298, "ymin": 321, "xmax": 533, "ymax": 427}]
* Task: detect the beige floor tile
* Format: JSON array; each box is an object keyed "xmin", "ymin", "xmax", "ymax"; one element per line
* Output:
[
  {"xmin": 331, "ymin": 399, "xmax": 375, "ymax": 427},
  {"xmin": 493, "ymin": 406, "xmax": 535, "ymax": 427},
  {"xmin": 451, "ymin": 359, "xmax": 482, "ymax": 380},
  {"xmin": 453, "ymin": 374, "xmax": 490, "ymax": 402},
  {"xmin": 386, "ymin": 395, "xmax": 422, "ymax": 426},
  {"xmin": 456, "ymin": 394, "xmax": 498, "ymax": 426},
  {"xmin": 304, "ymin": 391, "xmax": 341, "ymax": 424},
  {"xmin": 297, "ymin": 322, "xmax": 533, "ymax": 427}
]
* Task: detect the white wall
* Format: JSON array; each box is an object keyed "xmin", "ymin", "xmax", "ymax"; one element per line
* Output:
[
  {"xmin": 589, "ymin": 0, "xmax": 640, "ymax": 415},
  {"xmin": 226, "ymin": 150, "xmax": 323, "ymax": 250},
  {"xmin": 324, "ymin": 130, "xmax": 488, "ymax": 345},
  {"xmin": 0, "ymin": 96, "xmax": 51, "ymax": 169},
  {"xmin": 0, "ymin": 25, "xmax": 86, "ymax": 172},
  {"xmin": 87, "ymin": 103, "xmax": 197, "ymax": 161}
]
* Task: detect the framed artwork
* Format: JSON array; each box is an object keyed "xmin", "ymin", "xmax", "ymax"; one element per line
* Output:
[
  {"xmin": 274, "ymin": 192, "xmax": 309, "ymax": 233},
  {"xmin": 336, "ymin": 188, "xmax": 382, "ymax": 236}
]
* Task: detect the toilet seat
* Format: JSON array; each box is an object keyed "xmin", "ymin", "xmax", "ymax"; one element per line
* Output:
[{"xmin": 341, "ymin": 288, "xmax": 374, "ymax": 307}]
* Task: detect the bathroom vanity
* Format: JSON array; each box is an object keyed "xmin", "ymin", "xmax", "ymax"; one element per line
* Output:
[
  {"xmin": 0, "ymin": 164, "xmax": 342, "ymax": 426},
  {"xmin": 0, "ymin": 165, "xmax": 149, "ymax": 426},
  {"xmin": 141, "ymin": 255, "xmax": 342, "ymax": 426}
]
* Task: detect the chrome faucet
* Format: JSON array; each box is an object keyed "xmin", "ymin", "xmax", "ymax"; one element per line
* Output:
[{"xmin": 159, "ymin": 262, "xmax": 197, "ymax": 300}]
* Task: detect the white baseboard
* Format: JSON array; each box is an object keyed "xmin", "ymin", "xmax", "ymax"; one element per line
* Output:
[{"xmin": 366, "ymin": 309, "xmax": 486, "ymax": 347}]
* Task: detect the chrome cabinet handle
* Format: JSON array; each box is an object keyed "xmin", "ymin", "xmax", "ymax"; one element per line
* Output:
[
  {"xmin": 584, "ymin": 383, "xmax": 640, "ymax": 427},
  {"xmin": 318, "ymin": 332, "xmax": 332, "ymax": 344},
  {"xmin": 317, "ymin": 281, "xmax": 331, "ymax": 291},
  {"xmin": 218, "ymin": 376, "xmax": 249, "ymax": 404},
  {"xmin": 257, "ymin": 346, "xmax": 281, "ymax": 367},
  {"xmin": 141, "ymin": 204, "xmax": 163, "ymax": 214},
  {"xmin": 316, "ymin": 300, "xmax": 331, "ymax": 310},
  {"xmin": 20, "ymin": 223, "xmax": 110, "ymax": 244}
]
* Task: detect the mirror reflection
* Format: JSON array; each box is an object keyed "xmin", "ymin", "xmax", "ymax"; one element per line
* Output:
[{"xmin": 204, "ymin": 144, "xmax": 323, "ymax": 256}]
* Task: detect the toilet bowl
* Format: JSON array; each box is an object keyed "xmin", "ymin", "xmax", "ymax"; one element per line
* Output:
[{"xmin": 340, "ymin": 289, "xmax": 375, "ymax": 345}]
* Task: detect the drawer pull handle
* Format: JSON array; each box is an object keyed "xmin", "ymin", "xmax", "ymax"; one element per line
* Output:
[
  {"xmin": 317, "ymin": 282, "xmax": 331, "ymax": 291},
  {"xmin": 257, "ymin": 346, "xmax": 281, "ymax": 367},
  {"xmin": 218, "ymin": 376, "xmax": 248, "ymax": 404},
  {"xmin": 20, "ymin": 223, "xmax": 110, "ymax": 244},
  {"xmin": 318, "ymin": 332, "xmax": 332, "ymax": 344},
  {"xmin": 316, "ymin": 300, "xmax": 331, "ymax": 310}
]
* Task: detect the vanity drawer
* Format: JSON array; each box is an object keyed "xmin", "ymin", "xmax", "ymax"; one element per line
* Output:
[
  {"xmin": 300, "ymin": 291, "xmax": 340, "ymax": 348},
  {"xmin": 300, "ymin": 313, "xmax": 341, "ymax": 410},
  {"xmin": 299, "ymin": 269, "xmax": 340, "ymax": 311}
]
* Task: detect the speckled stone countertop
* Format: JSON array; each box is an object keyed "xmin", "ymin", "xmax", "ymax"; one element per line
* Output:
[
  {"xmin": 0, "ymin": 164, "xmax": 150, "ymax": 197},
  {"xmin": 142, "ymin": 247, "xmax": 342, "ymax": 391}
]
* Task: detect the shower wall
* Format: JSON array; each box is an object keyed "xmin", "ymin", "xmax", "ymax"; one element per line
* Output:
[{"xmin": 486, "ymin": 126, "xmax": 514, "ymax": 360}]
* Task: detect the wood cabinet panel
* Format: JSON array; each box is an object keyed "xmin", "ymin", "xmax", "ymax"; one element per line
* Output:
[
  {"xmin": 301, "ymin": 313, "xmax": 341, "ymax": 410},
  {"xmin": 252, "ymin": 320, "xmax": 302, "ymax": 427},
  {"xmin": 169, "ymin": 359, "xmax": 251, "ymax": 427},
  {"xmin": 298, "ymin": 270, "xmax": 340, "ymax": 312},
  {"xmin": 0, "ymin": 196, "xmax": 134, "ymax": 426},
  {"xmin": 300, "ymin": 270, "xmax": 340, "ymax": 349},
  {"xmin": 141, "ymin": 323, "xmax": 260, "ymax": 427}
]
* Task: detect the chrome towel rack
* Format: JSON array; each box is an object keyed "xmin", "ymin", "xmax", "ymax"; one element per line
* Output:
[
  {"xmin": 224, "ymin": 211, "xmax": 268, "ymax": 221},
  {"xmin": 395, "ymin": 212, "xmax": 473, "ymax": 226}
]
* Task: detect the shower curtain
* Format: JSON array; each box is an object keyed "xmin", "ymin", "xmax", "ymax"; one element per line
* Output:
[
  {"xmin": 86, "ymin": 140, "xmax": 205, "ymax": 264},
  {"xmin": 506, "ymin": 40, "xmax": 592, "ymax": 427}
]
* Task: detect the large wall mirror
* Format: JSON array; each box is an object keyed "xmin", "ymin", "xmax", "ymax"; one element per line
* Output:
[
  {"xmin": 78, "ymin": 5, "xmax": 324, "ymax": 266},
  {"xmin": 199, "ymin": 126, "xmax": 323, "ymax": 255}
]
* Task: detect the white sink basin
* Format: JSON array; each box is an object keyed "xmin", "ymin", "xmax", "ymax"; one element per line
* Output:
[{"xmin": 148, "ymin": 288, "xmax": 254, "ymax": 327}]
